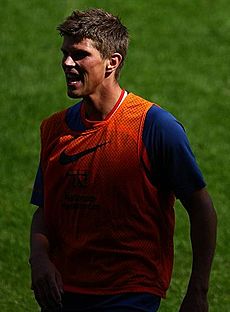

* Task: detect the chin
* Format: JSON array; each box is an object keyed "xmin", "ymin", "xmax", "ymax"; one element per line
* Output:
[{"xmin": 67, "ymin": 89, "xmax": 82, "ymax": 99}]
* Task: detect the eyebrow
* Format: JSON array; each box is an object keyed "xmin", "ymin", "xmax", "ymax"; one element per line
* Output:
[{"xmin": 61, "ymin": 47, "xmax": 90, "ymax": 55}]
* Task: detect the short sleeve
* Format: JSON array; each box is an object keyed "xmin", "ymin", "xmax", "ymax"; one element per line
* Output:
[
  {"xmin": 30, "ymin": 162, "xmax": 44, "ymax": 207},
  {"xmin": 142, "ymin": 105, "xmax": 206, "ymax": 199}
]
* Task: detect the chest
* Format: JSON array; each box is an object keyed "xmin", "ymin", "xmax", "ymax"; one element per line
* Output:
[{"xmin": 43, "ymin": 120, "xmax": 142, "ymax": 185}]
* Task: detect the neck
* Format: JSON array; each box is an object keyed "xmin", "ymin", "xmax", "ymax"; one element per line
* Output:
[{"xmin": 82, "ymin": 82, "xmax": 123, "ymax": 121}]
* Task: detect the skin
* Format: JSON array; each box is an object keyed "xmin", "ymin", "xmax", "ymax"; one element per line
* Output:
[
  {"xmin": 30, "ymin": 36, "xmax": 217, "ymax": 311},
  {"xmin": 179, "ymin": 188, "xmax": 217, "ymax": 312},
  {"xmin": 30, "ymin": 35, "xmax": 123, "ymax": 311},
  {"xmin": 61, "ymin": 36, "xmax": 123, "ymax": 120},
  {"xmin": 30, "ymin": 208, "xmax": 63, "ymax": 311}
]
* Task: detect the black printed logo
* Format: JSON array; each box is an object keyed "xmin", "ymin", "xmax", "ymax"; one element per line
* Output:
[{"xmin": 59, "ymin": 141, "xmax": 110, "ymax": 165}]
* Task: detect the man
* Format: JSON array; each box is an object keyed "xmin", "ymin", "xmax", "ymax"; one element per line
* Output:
[{"xmin": 29, "ymin": 8, "xmax": 217, "ymax": 312}]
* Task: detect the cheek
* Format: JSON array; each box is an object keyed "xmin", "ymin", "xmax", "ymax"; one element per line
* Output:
[
  {"xmin": 87, "ymin": 59, "xmax": 106, "ymax": 73},
  {"xmin": 95, "ymin": 64, "xmax": 106, "ymax": 78}
]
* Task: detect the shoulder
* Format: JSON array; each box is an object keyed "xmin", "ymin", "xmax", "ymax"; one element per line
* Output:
[
  {"xmin": 142, "ymin": 105, "xmax": 206, "ymax": 198},
  {"xmin": 39, "ymin": 108, "xmax": 70, "ymax": 149},
  {"xmin": 125, "ymin": 92, "xmax": 153, "ymax": 110},
  {"xmin": 145, "ymin": 105, "xmax": 184, "ymax": 130},
  {"xmin": 143, "ymin": 105, "xmax": 186, "ymax": 148},
  {"xmin": 41, "ymin": 108, "xmax": 67, "ymax": 132},
  {"xmin": 40, "ymin": 101, "xmax": 82, "ymax": 131}
]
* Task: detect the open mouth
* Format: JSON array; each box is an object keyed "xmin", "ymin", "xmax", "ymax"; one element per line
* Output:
[{"xmin": 66, "ymin": 72, "xmax": 83, "ymax": 86}]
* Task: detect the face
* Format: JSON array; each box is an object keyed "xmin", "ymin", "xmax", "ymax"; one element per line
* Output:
[{"xmin": 61, "ymin": 36, "xmax": 108, "ymax": 98}]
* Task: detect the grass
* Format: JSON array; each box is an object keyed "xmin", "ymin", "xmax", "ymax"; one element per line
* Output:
[{"xmin": 0, "ymin": 0, "xmax": 229, "ymax": 310}]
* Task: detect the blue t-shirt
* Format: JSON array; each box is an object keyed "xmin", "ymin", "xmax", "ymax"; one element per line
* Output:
[
  {"xmin": 31, "ymin": 101, "xmax": 205, "ymax": 311},
  {"xmin": 31, "ymin": 103, "xmax": 205, "ymax": 207}
]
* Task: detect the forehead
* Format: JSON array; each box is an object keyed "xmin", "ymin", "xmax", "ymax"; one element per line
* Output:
[{"xmin": 61, "ymin": 36, "xmax": 97, "ymax": 52}]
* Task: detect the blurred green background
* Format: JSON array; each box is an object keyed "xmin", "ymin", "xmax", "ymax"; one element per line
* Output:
[{"xmin": 0, "ymin": 0, "xmax": 229, "ymax": 310}]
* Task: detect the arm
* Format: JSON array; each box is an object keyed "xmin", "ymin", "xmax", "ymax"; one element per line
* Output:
[
  {"xmin": 30, "ymin": 206, "xmax": 50, "ymax": 262},
  {"xmin": 29, "ymin": 206, "xmax": 63, "ymax": 310},
  {"xmin": 142, "ymin": 107, "xmax": 217, "ymax": 310},
  {"xmin": 179, "ymin": 188, "xmax": 217, "ymax": 312}
]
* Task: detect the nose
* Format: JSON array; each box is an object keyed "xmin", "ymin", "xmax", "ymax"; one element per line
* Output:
[{"xmin": 63, "ymin": 55, "xmax": 75, "ymax": 67}]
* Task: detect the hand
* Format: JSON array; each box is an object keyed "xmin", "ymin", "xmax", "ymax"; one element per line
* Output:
[
  {"xmin": 30, "ymin": 255, "xmax": 63, "ymax": 311},
  {"xmin": 179, "ymin": 289, "xmax": 208, "ymax": 312}
]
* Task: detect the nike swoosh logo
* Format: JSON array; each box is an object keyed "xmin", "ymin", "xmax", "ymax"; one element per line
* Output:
[{"xmin": 59, "ymin": 141, "xmax": 110, "ymax": 165}]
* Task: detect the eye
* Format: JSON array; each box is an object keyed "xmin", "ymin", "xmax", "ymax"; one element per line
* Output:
[
  {"xmin": 60, "ymin": 48, "xmax": 90, "ymax": 62},
  {"xmin": 72, "ymin": 50, "xmax": 89, "ymax": 61}
]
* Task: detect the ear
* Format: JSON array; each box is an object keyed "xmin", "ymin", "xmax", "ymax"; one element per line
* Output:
[{"xmin": 105, "ymin": 53, "xmax": 122, "ymax": 76}]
